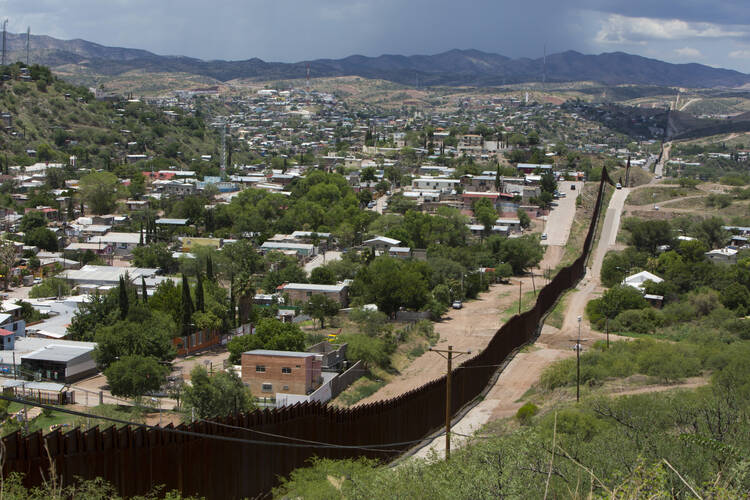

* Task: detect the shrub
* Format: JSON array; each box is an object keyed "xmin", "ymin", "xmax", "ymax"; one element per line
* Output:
[
  {"xmin": 515, "ymin": 402, "xmax": 539, "ymax": 425},
  {"xmin": 612, "ymin": 308, "xmax": 664, "ymax": 335},
  {"xmin": 339, "ymin": 334, "xmax": 391, "ymax": 369}
]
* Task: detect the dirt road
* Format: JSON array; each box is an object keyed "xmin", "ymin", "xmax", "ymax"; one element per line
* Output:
[
  {"xmin": 356, "ymin": 276, "xmax": 536, "ymax": 405},
  {"xmin": 357, "ymin": 194, "xmax": 580, "ymax": 406},
  {"xmin": 413, "ymin": 185, "xmax": 632, "ymax": 458}
]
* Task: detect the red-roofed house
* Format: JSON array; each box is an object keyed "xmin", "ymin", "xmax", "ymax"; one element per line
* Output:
[{"xmin": 0, "ymin": 328, "xmax": 15, "ymax": 350}]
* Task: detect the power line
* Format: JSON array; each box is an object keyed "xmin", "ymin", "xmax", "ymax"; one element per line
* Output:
[{"xmin": 0, "ymin": 394, "xmax": 431, "ymax": 452}]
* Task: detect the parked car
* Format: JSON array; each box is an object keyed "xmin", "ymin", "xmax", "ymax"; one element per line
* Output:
[
  {"xmin": 452, "ymin": 300, "xmax": 463, "ymax": 309},
  {"xmin": 541, "ymin": 233, "xmax": 547, "ymax": 240},
  {"xmin": 570, "ymin": 184, "xmax": 576, "ymax": 190},
  {"xmin": 616, "ymin": 183, "xmax": 622, "ymax": 189}
]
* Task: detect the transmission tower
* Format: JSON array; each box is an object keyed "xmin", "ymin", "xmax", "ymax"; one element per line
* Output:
[{"xmin": 1, "ymin": 20, "xmax": 7, "ymax": 67}]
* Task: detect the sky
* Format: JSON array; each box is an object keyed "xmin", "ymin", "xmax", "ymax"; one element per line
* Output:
[{"xmin": 2, "ymin": 0, "xmax": 750, "ymax": 72}]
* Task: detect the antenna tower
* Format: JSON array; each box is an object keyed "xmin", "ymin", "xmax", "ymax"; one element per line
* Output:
[
  {"xmin": 26, "ymin": 27, "xmax": 30, "ymax": 65},
  {"xmin": 542, "ymin": 42, "xmax": 546, "ymax": 89},
  {"xmin": 1, "ymin": 20, "xmax": 7, "ymax": 67},
  {"xmin": 306, "ymin": 64, "xmax": 310, "ymax": 91},
  {"xmin": 221, "ymin": 122, "xmax": 227, "ymax": 175}
]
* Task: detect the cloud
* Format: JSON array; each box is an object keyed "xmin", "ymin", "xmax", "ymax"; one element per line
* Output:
[
  {"xmin": 675, "ymin": 47, "xmax": 702, "ymax": 57},
  {"xmin": 729, "ymin": 49, "xmax": 750, "ymax": 59},
  {"xmin": 595, "ymin": 14, "xmax": 749, "ymax": 44}
]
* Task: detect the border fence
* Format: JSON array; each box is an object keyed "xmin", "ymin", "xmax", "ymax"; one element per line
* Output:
[{"xmin": 2, "ymin": 170, "xmax": 612, "ymax": 499}]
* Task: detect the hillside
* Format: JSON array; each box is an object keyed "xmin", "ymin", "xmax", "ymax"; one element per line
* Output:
[
  {"xmin": 6, "ymin": 32, "xmax": 750, "ymax": 89},
  {"xmin": 0, "ymin": 64, "xmax": 219, "ymax": 171}
]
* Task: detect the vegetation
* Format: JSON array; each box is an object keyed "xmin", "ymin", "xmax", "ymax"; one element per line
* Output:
[
  {"xmin": 182, "ymin": 365, "xmax": 255, "ymax": 419},
  {"xmin": 275, "ymin": 340, "xmax": 750, "ymax": 498}
]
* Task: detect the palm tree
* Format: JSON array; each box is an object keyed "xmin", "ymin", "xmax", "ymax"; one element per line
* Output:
[{"xmin": 233, "ymin": 273, "xmax": 255, "ymax": 326}]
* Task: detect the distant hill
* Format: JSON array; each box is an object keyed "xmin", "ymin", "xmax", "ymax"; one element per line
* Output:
[{"xmin": 5, "ymin": 32, "xmax": 750, "ymax": 88}]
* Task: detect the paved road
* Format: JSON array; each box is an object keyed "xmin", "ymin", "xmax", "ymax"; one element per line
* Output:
[
  {"xmin": 654, "ymin": 142, "xmax": 671, "ymax": 178},
  {"xmin": 303, "ymin": 251, "xmax": 342, "ymax": 273},
  {"xmin": 373, "ymin": 192, "xmax": 390, "ymax": 214},
  {"xmin": 542, "ymin": 181, "xmax": 582, "ymax": 247}
]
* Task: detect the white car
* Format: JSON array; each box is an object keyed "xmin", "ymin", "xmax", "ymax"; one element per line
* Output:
[{"xmin": 452, "ymin": 300, "xmax": 463, "ymax": 309}]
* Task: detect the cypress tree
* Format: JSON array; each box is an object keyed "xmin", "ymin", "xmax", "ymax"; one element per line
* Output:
[
  {"xmin": 141, "ymin": 276, "xmax": 148, "ymax": 304},
  {"xmin": 195, "ymin": 272, "xmax": 205, "ymax": 313},
  {"xmin": 181, "ymin": 273, "xmax": 193, "ymax": 337},
  {"xmin": 229, "ymin": 274, "xmax": 236, "ymax": 328},
  {"xmin": 206, "ymin": 256, "xmax": 214, "ymax": 281},
  {"xmin": 139, "ymin": 223, "xmax": 144, "ymax": 246},
  {"xmin": 118, "ymin": 276, "xmax": 129, "ymax": 320}
]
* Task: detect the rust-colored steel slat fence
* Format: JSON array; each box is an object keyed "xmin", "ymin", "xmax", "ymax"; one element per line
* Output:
[{"xmin": 2, "ymin": 171, "xmax": 612, "ymax": 499}]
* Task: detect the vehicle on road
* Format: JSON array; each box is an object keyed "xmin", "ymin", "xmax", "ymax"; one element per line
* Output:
[
  {"xmin": 616, "ymin": 183, "xmax": 622, "ymax": 189},
  {"xmin": 570, "ymin": 184, "xmax": 576, "ymax": 190},
  {"xmin": 541, "ymin": 233, "xmax": 547, "ymax": 240},
  {"xmin": 452, "ymin": 300, "xmax": 463, "ymax": 309}
]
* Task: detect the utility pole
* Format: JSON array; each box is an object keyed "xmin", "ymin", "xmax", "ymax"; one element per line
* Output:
[
  {"xmin": 518, "ymin": 280, "xmax": 522, "ymax": 314},
  {"xmin": 606, "ymin": 317, "xmax": 610, "ymax": 349},
  {"xmin": 576, "ymin": 316, "xmax": 582, "ymax": 403},
  {"xmin": 429, "ymin": 345, "xmax": 471, "ymax": 460}
]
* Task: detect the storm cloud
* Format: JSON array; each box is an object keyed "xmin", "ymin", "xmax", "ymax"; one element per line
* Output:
[{"xmin": 1, "ymin": 0, "xmax": 749, "ymax": 72}]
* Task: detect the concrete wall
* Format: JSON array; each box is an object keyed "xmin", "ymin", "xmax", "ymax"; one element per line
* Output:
[{"xmin": 275, "ymin": 360, "xmax": 368, "ymax": 407}]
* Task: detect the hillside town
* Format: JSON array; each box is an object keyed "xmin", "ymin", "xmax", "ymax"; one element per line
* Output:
[{"xmin": 0, "ymin": 56, "xmax": 750, "ymax": 499}]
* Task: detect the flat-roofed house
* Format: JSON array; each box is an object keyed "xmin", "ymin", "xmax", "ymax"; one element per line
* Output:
[
  {"xmin": 87, "ymin": 232, "xmax": 141, "ymax": 256},
  {"xmin": 241, "ymin": 349, "xmax": 323, "ymax": 396},
  {"xmin": 279, "ymin": 282, "xmax": 349, "ymax": 307},
  {"xmin": 260, "ymin": 241, "xmax": 316, "ymax": 257}
]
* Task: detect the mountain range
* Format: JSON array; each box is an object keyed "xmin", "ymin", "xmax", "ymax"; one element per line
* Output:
[{"xmin": 4, "ymin": 32, "xmax": 750, "ymax": 88}]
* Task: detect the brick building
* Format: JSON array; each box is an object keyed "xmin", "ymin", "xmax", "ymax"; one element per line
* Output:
[{"xmin": 241, "ymin": 350, "xmax": 323, "ymax": 396}]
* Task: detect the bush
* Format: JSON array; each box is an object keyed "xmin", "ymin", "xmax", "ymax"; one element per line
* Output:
[
  {"xmin": 611, "ymin": 308, "xmax": 664, "ymax": 334},
  {"xmin": 515, "ymin": 402, "xmax": 539, "ymax": 425},
  {"xmin": 539, "ymin": 339, "xmax": 705, "ymax": 390},
  {"xmin": 339, "ymin": 334, "xmax": 391, "ymax": 369},
  {"xmin": 29, "ymin": 277, "xmax": 71, "ymax": 298}
]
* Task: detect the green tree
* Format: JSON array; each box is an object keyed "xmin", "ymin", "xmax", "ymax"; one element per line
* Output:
[
  {"xmin": 490, "ymin": 235, "xmax": 544, "ymax": 275},
  {"xmin": 181, "ymin": 273, "xmax": 194, "ymax": 337},
  {"xmin": 23, "ymin": 226, "xmax": 58, "ymax": 251},
  {"xmin": 303, "ymin": 294, "xmax": 340, "ymax": 329},
  {"xmin": 79, "ymin": 171, "xmax": 119, "ymax": 215},
  {"xmin": 118, "ymin": 276, "xmax": 129, "ymax": 320},
  {"xmin": 93, "ymin": 308, "xmax": 176, "ymax": 369},
  {"xmin": 182, "ymin": 366, "xmax": 255, "ymax": 419},
  {"xmin": 132, "ymin": 242, "xmax": 175, "ymax": 271},
  {"xmin": 623, "ymin": 218, "xmax": 674, "ymax": 255},
  {"xmin": 19, "ymin": 211, "xmax": 47, "ymax": 233},
  {"xmin": 195, "ymin": 273, "xmax": 205, "ymax": 313},
  {"xmin": 104, "ymin": 355, "xmax": 169, "ymax": 399},
  {"xmin": 67, "ymin": 292, "xmax": 118, "ymax": 341},
  {"xmin": 310, "ymin": 266, "xmax": 336, "ymax": 285},
  {"xmin": 516, "ymin": 208, "xmax": 530, "ymax": 229},
  {"xmin": 540, "ymin": 171, "xmax": 557, "ymax": 194}
]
